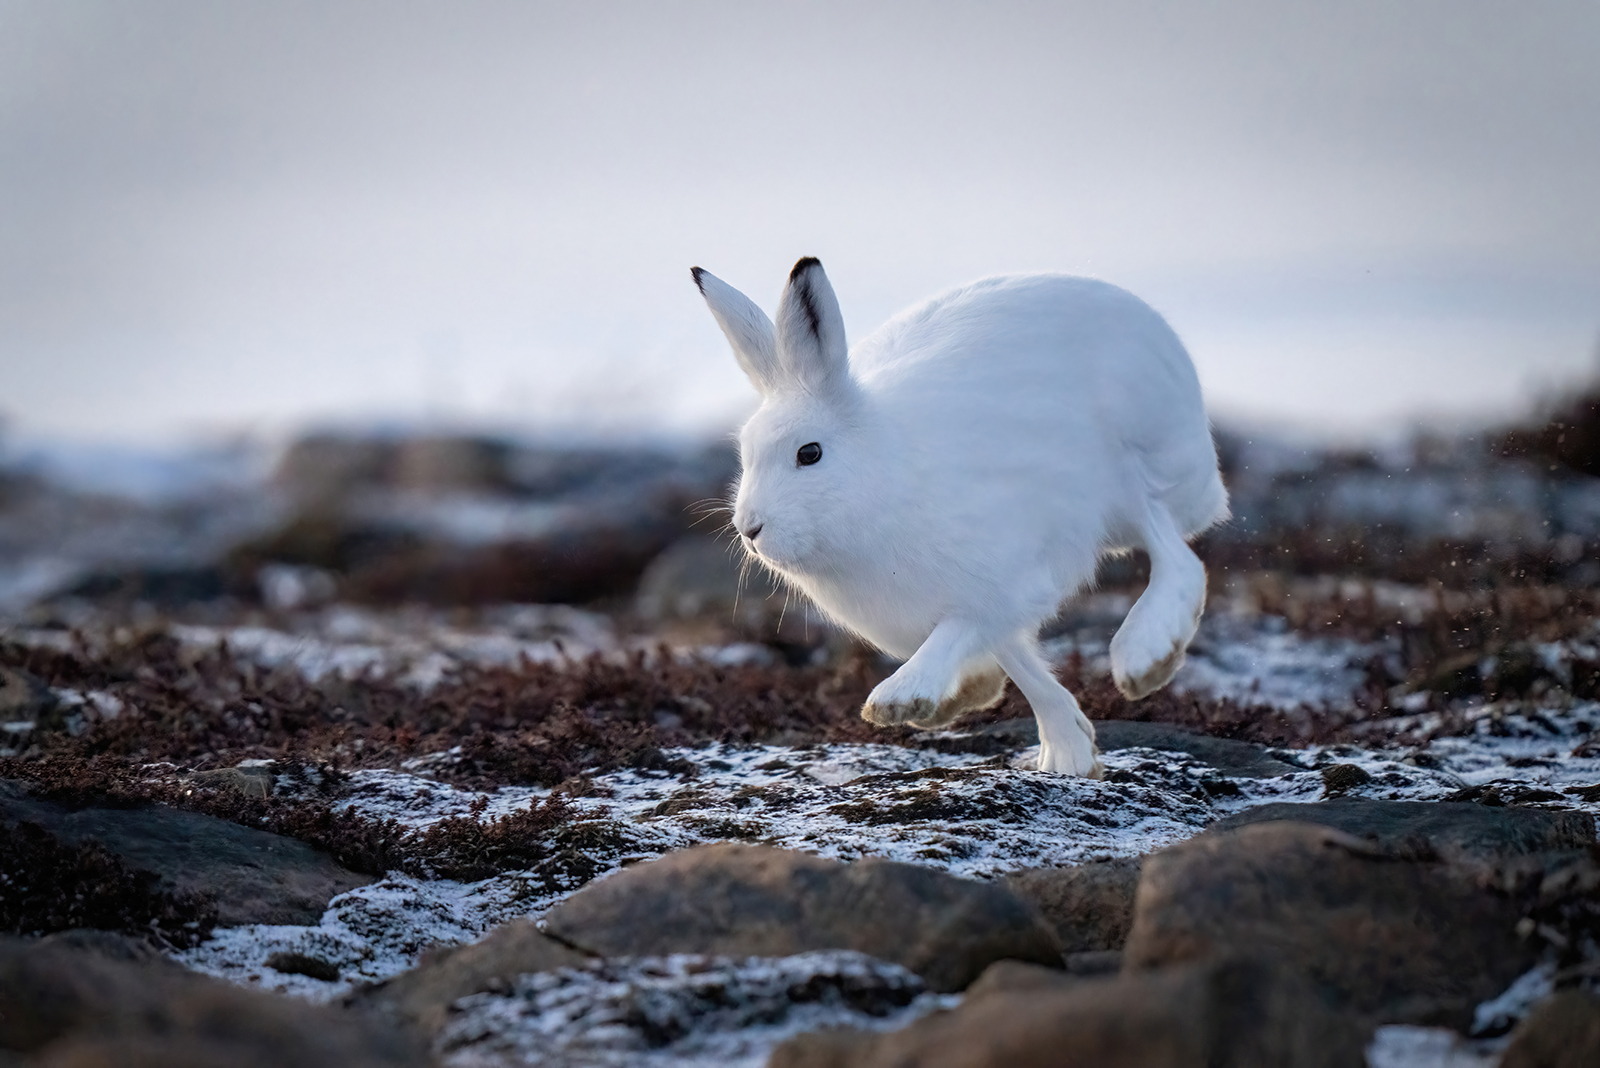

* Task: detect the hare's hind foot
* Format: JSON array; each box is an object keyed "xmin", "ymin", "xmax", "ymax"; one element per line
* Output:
[
  {"xmin": 1039, "ymin": 741, "xmax": 1104, "ymax": 779},
  {"xmin": 1111, "ymin": 497, "xmax": 1207, "ymax": 700},
  {"xmin": 1110, "ymin": 626, "xmax": 1190, "ymax": 700},
  {"xmin": 994, "ymin": 635, "xmax": 1101, "ymax": 778}
]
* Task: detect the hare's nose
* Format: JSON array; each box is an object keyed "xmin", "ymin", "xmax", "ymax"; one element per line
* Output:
[{"xmin": 741, "ymin": 522, "xmax": 764, "ymax": 542}]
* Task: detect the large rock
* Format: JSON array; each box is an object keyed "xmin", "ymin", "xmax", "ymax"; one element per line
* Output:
[
  {"xmin": 542, "ymin": 843, "xmax": 1062, "ymax": 992},
  {"xmin": 1500, "ymin": 990, "xmax": 1600, "ymax": 1068},
  {"xmin": 1, "ymin": 781, "xmax": 371, "ymax": 926},
  {"xmin": 253, "ymin": 435, "xmax": 742, "ymax": 607},
  {"xmin": 0, "ymin": 936, "xmax": 425, "ymax": 1067},
  {"xmin": 273, "ymin": 435, "xmax": 393, "ymax": 503},
  {"xmin": 1207, "ymin": 798, "xmax": 1597, "ymax": 864},
  {"xmin": 1092, "ymin": 721, "xmax": 1300, "ymax": 777},
  {"xmin": 352, "ymin": 918, "xmax": 588, "ymax": 1037},
  {"xmin": 1122, "ymin": 821, "xmax": 1536, "ymax": 1028},
  {"xmin": 1, "ymin": 820, "xmax": 215, "ymax": 945},
  {"xmin": 345, "ymin": 525, "xmax": 680, "ymax": 605},
  {"xmin": 389, "ymin": 436, "xmax": 511, "ymax": 493},
  {"xmin": 769, "ymin": 954, "xmax": 1367, "ymax": 1068},
  {"xmin": 635, "ymin": 535, "xmax": 782, "ymax": 623},
  {"xmin": 0, "ymin": 666, "xmax": 55, "ymax": 720},
  {"xmin": 1002, "ymin": 858, "xmax": 1142, "ymax": 953}
]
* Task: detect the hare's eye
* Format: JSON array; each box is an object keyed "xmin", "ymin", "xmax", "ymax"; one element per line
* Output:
[{"xmin": 796, "ymin": 442, "xmax": 823, "ymax": 467}]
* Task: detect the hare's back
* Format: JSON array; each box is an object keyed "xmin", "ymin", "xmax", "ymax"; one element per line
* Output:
[
  {"xmin": 858, "ymin": 273, "xmax": 1184, "ymax": 375},
  {"xmin": 855, "ymin": 274, "xmax": 1224, "ymax": 531}
]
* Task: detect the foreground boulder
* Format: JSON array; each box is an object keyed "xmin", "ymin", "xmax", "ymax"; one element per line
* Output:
[
  {"xmin": 542, "ymin": 843, "xmax": 1062, "ymax": 992},
  {"xmin": 1122, "ymin": 821, "xmax": 1536, "ymax": 1028},
  {"xmin": 352, "ymin": 918, "xmax": 588, "ymax": 1037},
  {"xmin": 1002, "ymin": 857, "xmax": 1142, "ymax": 953},
  {"xmin": 769, "ymin": 954, "xmax": 1366, "ymax": 1068},
  {"xmin": 1500, "ymin": 989, "xmax": 1600, "ymax": 1068},
  {"xmin": 0, "ymin": 935, "xmax": 425, "ymax": 1067}
]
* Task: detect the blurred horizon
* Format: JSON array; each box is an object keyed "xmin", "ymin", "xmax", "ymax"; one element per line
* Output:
[{"xmin": 4, "ymin": 1, "xmax": 1599, "ymax": 449}]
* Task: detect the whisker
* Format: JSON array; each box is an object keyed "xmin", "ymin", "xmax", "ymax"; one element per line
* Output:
[
  {"xmin": 686, "ymin": 497, "xmax": 734, "ymax": 530},
  {"xmin": 732, "ymin": 546, "xmax": 749, "ymax": 621}
]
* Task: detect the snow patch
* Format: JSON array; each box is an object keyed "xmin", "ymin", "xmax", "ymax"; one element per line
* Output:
[
  {"xmin": 1175, "ymin": 614, "xmax": 1381, "ymax": 710},
  {"xmin": 1366, "ymin": 1025, "xmax": 1503, "ymax": 1068},
  {"xmin": 174, "ymin": 874, "xmax": 541, "ymax": 1002},
  {"xmin": 1471, "ymin": 962, "xmax": 1558, "ymax": 1037},
  {"xmin": 437, "ymin": 951, "xmax": 952, "ymax": 1068}
]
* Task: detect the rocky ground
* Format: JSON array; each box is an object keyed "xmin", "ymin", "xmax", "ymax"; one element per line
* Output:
[{"xmin": 4, "ymin": 402, "xmax": 1600, "ymax": 1066}]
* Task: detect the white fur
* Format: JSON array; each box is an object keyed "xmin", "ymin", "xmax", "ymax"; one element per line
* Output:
[{"xmin": 692, "ymin": 259, "xmax": 1229, "ymax": 777}]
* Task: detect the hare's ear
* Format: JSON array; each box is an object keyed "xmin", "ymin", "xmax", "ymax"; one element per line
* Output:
[
  {"xmin": 776, "ymin": 257, "xmax": 849, "ymax": 397},
  {"xmin": 691, "ymin": 267, "xmax": 780, "ymax": 395}
]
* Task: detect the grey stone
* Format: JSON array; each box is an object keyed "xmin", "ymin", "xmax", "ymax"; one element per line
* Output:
[
  {"xmin": 1092, "ymin": 720, "xmax": 1301, "ymax": 777},
  {"xmin": 0, "ymin": 781, "xmax": 370, "ymax": 926},
  {"xmin": 1207, "ymin": 798, "xmax": 1597, "ymax": 864},
  {"xmin": 542, "ymin": 843, "xmax": 1062, "ymax": 992},
  {"xmin": 1123, "ymin": 821, "xmax": 1536, "ymax": 1028}
]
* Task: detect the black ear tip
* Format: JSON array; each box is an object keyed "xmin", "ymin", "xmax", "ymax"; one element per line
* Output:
[
  {"xmin": 789, "ymin": 256, "xmax": 822, "ymax": 281},
  {"xmin": 690, "ymin": 266, "xmax": 706, "ymax": 293}
]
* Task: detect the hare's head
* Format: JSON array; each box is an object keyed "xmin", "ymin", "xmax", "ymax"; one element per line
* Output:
[{"xmin": 692, "ymin": 257, "xmax": 868, "ymax": 577}]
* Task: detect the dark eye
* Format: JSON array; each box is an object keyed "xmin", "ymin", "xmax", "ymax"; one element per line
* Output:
[{"xmin": 796, "ymin": 442, "xmax": 823, "ymax": 466}]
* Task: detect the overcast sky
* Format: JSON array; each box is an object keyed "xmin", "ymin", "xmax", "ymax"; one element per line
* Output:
[{"xmin": 2, "ymin": 1, "xmax": 1598, "ymax": 446}]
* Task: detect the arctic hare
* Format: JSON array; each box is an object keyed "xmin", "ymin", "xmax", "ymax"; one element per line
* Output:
[{"xmin": 692, "ymin": 257, "xmax": 1228, "ymax": 777}]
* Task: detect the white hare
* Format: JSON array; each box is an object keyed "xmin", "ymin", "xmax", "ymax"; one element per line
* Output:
[{"xmin": 692, "ymin": 257, "xmax": 1228, "ymax": 777}]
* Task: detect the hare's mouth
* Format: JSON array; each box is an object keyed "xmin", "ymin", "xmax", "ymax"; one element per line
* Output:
[{"xmin": 744, "ymin": 539, "xmax": 796, "ymax": 573}]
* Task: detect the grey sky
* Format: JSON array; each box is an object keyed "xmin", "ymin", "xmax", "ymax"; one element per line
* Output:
[{"xmin": 3, "ymin": 1, "xmax": 1598, "ymax": 445}]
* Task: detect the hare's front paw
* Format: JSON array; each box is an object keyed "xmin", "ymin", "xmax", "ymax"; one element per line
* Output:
[
  {"xmin": 861, "ymin": 671, "xmax": 940, "ymax": 726},
  {"xmin": 1110, "ymin": 612, "xmax": 1188, "ymax": 700}
]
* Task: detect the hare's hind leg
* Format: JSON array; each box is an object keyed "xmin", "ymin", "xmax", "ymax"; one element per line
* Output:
[
  {"xmin": 1110, "ymin": 495, "xmax": 1207, "ymax": 700},
  {"xmin": 994, "ymin": 635, "xmax": 1101, "ymax": 778},
  {"xmin": 862, "ymin": 619, "xmax": 999, "ymax": 728}
]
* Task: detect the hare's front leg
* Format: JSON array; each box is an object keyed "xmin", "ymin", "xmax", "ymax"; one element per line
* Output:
[
  {"xmin": 995, "ymin": 635, "xmax": 1102, "ymax": 778},
  {"xmin": 862, "ymin": 619, "xmax": 1002, "ymax": 728}
]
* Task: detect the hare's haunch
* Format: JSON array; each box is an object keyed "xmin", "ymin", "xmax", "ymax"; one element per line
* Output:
[{"xmin": 693, "ymin": 258, "xmax": 1228, "ymax": 777}]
